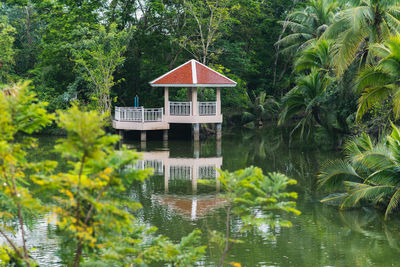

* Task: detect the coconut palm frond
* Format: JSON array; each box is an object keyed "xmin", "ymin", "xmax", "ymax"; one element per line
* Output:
[
  {"xmin": 384, "ymin": 12, "xmax": 400, "ymax": 35},
  {"xmin": 333, "ymin": 28, "xmax": 367, "ymax": 75},
  {"xmin": 391, "ymin": 89, "xmax": 400, "ymax": 120},
  {"xmin": 356, "ymin": 85, "xmax": 392, "ymax": 121},
  {"xmin": 278, "ymin": 0, "xmax": 336, "ymax": 57},
  {"xmin": 294, "ymin": 40, "xmax": 332, "ymax": 72},
  {"xmin": 385, "ymin": 188, "xmax": 400, "ymax": 219},
  {"xmin": 369, "ymin": 43, "xmax": 391, "ymax": 58},
  {"xmin": 318, "ymin": 159, "xmax": 361, "ymax": 190},
  {"xmin": 355, "ymin": 67, "xmax": 391, "ymax": 93},
  {"xmin": 341, "ymin": 182, "xmax": 395, "ymax": 209},
  {"xmin": 344, "ymin": 133, "xmax": 374, "ymax": 159},
  {"xmin": 319, "ymin": 124, "xmax": 400, "ymax": 218}
]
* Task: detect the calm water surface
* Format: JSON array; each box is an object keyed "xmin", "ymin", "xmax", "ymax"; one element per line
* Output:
[{"xmin": 18, "ymin": 128, "xmax": 400, "ymax": 266}]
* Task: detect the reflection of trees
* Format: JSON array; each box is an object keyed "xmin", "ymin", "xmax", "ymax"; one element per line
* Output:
[
  {"xmin": 222, "ymin": 127, "xmax": 338, "ymax": 200},
  {"xmin": 122, "ymin": 131, "xmax": 400, "ymax": 266},
  {"xmin": 275, "ymin": 204, "xmax": 400, "ymax": 267}
]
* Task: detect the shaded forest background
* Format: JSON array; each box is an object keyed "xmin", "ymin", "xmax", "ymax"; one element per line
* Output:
[
  {"xmin": 0, "ymin": 0, "xmax": 293, "ymax": 120},
  {"xmin": 4, "ymin": 0, "xmax": 400, "ymax": 149}
]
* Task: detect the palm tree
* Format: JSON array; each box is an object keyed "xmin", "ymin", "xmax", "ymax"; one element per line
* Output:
[
  {"xmin": 324, "ymin": 0, "xmax": 400, "ymax": 75},
  {"xmin": 319, "ymin": 123, "xmax": 400, "ymax": 219},
  {"xmin": 242, "ymin": 91, "xmax": 280, "ymax": 128},
  {"xmin": 294, "ymin": 39, "xmax": 333, "ymax": 73},
  {"xmin": 276, "ymin": 0, "xmax": 337, "ymax": 55},
  {"xmin": 355, "ymin": 35, "xmax": 400, "ymax": 120},
  {"xmin": 279, "ymin": 69, "xmax": 334, "ymax": 140}
]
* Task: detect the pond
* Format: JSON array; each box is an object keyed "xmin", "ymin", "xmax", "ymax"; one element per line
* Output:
[{"xmin": 6, "ymin": 127, "xmax": 400, "ymax": 266}]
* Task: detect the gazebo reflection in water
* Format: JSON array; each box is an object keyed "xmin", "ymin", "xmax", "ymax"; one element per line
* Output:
[{"xmin": 128, "ymin": 141, "xmax": 225, "ymax": 220}]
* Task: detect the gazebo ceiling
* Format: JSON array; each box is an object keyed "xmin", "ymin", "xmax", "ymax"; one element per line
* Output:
[{"xmin": 150, "ymin": 59, "xmax": 237, "ymax": 87}]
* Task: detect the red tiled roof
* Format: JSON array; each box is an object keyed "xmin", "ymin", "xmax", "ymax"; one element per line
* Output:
[{"xmin": 150, "ymin": 59, "xmax": 237, "ymax": 87}]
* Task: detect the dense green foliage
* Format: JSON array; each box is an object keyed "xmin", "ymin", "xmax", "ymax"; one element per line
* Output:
[
  {"xmin": 2, "ymin": 0, "xmax": 400, "ymax": 138},
  {"xmin": 0, "ymin": 82, "xmax": 53, "ymax": 266},
  {"xmin": 0, "ymin": 15, "xmax": 15, "ymax": 83},
  {"xmin": 0, "ymin": 83, "xmax": 299, "ymax": 266},
  {"xmin": 275, "ymin": 0, "xmax": 400, "ymax": 220},
  {"xmin": 0, "ymin": 0, "xmax": 292, "ymax": 118},
  {"xmin": 277, "ymin": 0, "xmax": 400, "ymax": 146},
  {"xmin": 319, "ymin": 123, "xmax": 400, "ymax": 219},
  {"xmin": 0, "ymin": 83, "xmax": 206, "ymax": 266}
]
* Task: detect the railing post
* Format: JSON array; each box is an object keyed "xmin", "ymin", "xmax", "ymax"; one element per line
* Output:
[
  {"xmin": 115, "ymin": 107, "xmax": 119, "ymax": 121},
  {"xmin": 141, "ymin": 106, "xmax": 144, "ymax": 122},
  {"xmin": 216, "ymin": 87, "xmax": 221, "ymax": 116}
]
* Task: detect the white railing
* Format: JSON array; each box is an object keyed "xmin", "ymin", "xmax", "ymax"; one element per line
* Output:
[
  {"xmin": 115, "ymin": 107, "xmax": 163, "ymax": 122},
  {"xmin": 198, "ymin": 165, "xmax": 217, "ymax": 179},
  {"xmin": 199, "ymin": 102, "xmax": 217, "ymax": 116},
  {"xmin": 169, "ymin": 166, "xmax": 192, "ymax": 180},
  {"xmin": 131, "ymin": 160, "xmax": 164, "ymax": 175},
  {"xmin": 169, "ymin": 102, "xmax": 192, "ymax": 116}
]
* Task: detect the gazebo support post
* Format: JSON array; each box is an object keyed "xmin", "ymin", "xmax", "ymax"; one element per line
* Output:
[
  {"xmin": 216, "ymin": 139, "xmax": 222, "ymax": 157},
  {"xmin": 193, "ymin": 123, "xmax": 200, "ymax": 141},
  {"xmin": 192, "ymin": 166, "xmax": 198, "ymax": 193},
  {"xmin": 164, "ymin": 162, "xmax": 169, "ymax": 193},
  {"xmin": 216, "ymin": 87, "xmax": 221, "ymax": 115},
  {"xmin": 194, "ymin": 140, "xmax": 200, "ymax": 158},
  {"xmin": 192, "ymin": 88, "xmax": 198, "ymax": 116},
  {"xmin": 141, "ymin": 130, "xmax": 147, "ymax": 142},
  {"xmin": 164, "ymin": 87, "xmax": 169, "ymax": 116},
  {"xmin": 163, "ymin": 130, "xmax": 168, "ymax": 141},
  {"xmin": 216, "ymin": 123, "xmax": 222, "ymax": 141},
  {"xmin": 141, "ymin": 141, "xmax": 146, "ymax": 150}
]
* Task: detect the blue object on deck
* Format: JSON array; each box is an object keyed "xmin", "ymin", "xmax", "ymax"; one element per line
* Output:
[{"xmin": 134, "ymin": 95, "xmax": 139, "ymax": 107}]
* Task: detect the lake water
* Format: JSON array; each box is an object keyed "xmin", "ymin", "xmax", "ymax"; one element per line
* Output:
[{"xmin": 8, "ymin": 127, "xmax": 400, "ymax": 266}]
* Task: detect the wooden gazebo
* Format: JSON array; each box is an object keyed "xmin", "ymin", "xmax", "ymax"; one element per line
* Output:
[{"xmin": 112, "ymin": 59, "xmax": 237, "ymax": 141}]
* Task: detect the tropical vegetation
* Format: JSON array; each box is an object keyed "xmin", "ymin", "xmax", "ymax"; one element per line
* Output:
[
  {"xmin": 5, "ymin": 0, "xmax": 400, "ymax": 263},
  {"xmin": 0, "ymin": 83, "xmax": 299, "ymax": 266},
  {"xmin": 319, "ymin": 123, "xmax": 400, "ymax": 220},
  {"xmin": 0, "ymin": 83, "xmax": 206, "ymax": 266}
]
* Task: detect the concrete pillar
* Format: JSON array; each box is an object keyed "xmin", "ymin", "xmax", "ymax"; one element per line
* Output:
[
  {"xmin": 193, "ymin": 123, "xmax": 200, "ymax": 141},
  {"xmin": 192, "ymin": 166, "xmax": 198, "ymax": 193},
  {"xmin": 193, "ymin": 140, "xmax": 200, "ymax": 158},
  {"xmin": 164, "ymin": 163, "xmax": 169, "ymax": 193},
  {"xmin": 140, "ymin": 141, "xmax": 146, "ymax": 150},
  {"xmin": 164, "ymin": 87, "xmax": 169, "ymax": 115},
  {"xmin": 191, "ymin": 197, "xmax": 197, "ymax": 221},
  {"xmin": 216, "ymin": 139, "xmax": 222, "ymax": 157},
  {"xmin": 163, "ymin": 130, "xmax": 168, "ymax": 141},
  {"xmin": 216, "ymin": 123, "xmax": 222, "ymax": 141},
  {"xmin": 192, "ymin": 88, "xmax": 198, "ymax": 116},
  {"xmin": 216, "ymin": 87, "xmax": 221, "ymax": 115},
  {"xmin": 140, "ymin": 130, "xmax": 146, "ymax": 142}
]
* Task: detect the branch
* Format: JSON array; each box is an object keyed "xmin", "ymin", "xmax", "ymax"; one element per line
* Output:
[
  {"xmin": 218, "ymin": 204, "xmax": 231, "ymax": 267},
  {"xmin": 0, "ymin": 227, "xmax": 24, "ymax": 260},
  {"xmin": 75, "ymin": 154, "xmax": 86, "ymax": 227},
  {"xmin": 7, "ymin": 171, "xmax": 29, "ymax": 265}
]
